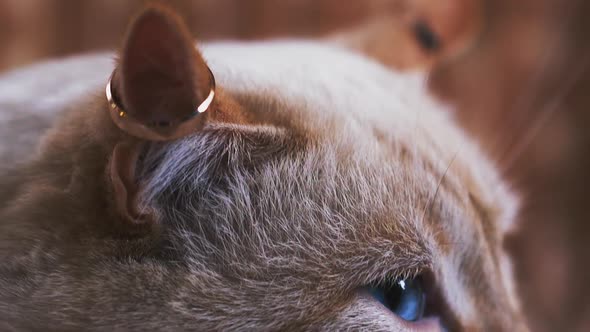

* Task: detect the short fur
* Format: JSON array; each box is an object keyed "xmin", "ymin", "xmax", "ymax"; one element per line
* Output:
[{"xmin": 0, "ymin": 4, "xmax": 526, "ymax": 331}]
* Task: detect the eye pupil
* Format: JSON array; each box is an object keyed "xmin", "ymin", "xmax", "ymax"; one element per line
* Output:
[
  {"xmin": 368, "ymin": 277, "xmax": 426, "ymax": 322},
  {"xmin": 413, "ymin": 21, "xmax": 441, "ymax": 52}
]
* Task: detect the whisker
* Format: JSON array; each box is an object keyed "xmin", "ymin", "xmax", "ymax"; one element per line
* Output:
[
  {"xmin": 420, "ymin": 148, "xmax": 461, "ymax": 225},
  {"xmin": 494, "ymin": 2, "xmax": 581, "ymax": 174},
  {"xmin": 499, "ymin": 53, "xmax": 590, "ymax": 176},
  {"xmin": 492, "ymin": 36, "xmax": 561, "ymax": 159}
]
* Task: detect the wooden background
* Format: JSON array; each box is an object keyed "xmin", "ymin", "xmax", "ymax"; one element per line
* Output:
[
  {"xmin": 0, "ymin": 0, "xmax": 384, "ymax": 72},
  {"xmin": 1, "ymin": 1, "xmax": 590, "ymax": 331}
]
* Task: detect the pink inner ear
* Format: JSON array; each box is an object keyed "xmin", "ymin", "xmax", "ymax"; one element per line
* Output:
[{"xmin": 118, "ymin": 6, "xmax": 210, "ymax": 126}]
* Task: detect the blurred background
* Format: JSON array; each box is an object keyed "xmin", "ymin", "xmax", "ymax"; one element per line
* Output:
[{"xmin": 1, "ymin": 0, "xmax": 589, "ymax": 331}]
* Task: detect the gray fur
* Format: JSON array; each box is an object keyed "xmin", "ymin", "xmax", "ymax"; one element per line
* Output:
[{"xmin": 0, "ymin": 42, "xmax": 526, "ymax": 331}]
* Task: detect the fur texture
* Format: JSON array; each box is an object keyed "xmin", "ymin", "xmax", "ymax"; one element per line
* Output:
[{"xmin": 0, "ymin": 7, "xmax": 526, "ymax": 330}]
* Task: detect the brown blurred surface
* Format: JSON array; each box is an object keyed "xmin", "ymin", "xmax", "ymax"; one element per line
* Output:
[
  {"xmin": 430, "ymin": 1, "xmax": 590, "ymax": 330},
  {"xmin": 0, "ymin": 0, "xmax": 379, "ymax": 72},
  {"xmin": 1, "ymin": 1, "xmax": 589, "ymax": 331}
]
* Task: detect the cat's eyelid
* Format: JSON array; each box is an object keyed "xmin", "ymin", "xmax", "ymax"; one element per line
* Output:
[{"xmin": 373, "ymin": 269, "xmax": 425, "ymax": 286}]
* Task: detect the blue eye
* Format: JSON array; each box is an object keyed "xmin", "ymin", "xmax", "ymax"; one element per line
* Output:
[{"xmin": 368, "ymin": 277, "xmax": 426, "ymax": 321}]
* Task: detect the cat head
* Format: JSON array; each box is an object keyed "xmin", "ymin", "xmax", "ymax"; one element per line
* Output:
[
  {"xmin": 347, "ymin": 0, "xmax": 485, "ymax": 70},
  {"xmin": 5, "ymin": 4, "xmax": 526, "ymax": 331}
]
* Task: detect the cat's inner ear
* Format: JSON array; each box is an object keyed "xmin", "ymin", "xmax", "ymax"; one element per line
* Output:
[
  {"xmin": 108, "ymin": 141, "xmax": 155, "ymax": 230},
  {"xmin": 108, "ymin": 5, "xmax": 215, "ymax": 141}
]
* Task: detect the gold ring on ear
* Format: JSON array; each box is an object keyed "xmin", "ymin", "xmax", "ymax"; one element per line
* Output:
[
  {"xmin": 105, "ymin": 67, "xmax": 216, "ymax": 141},
  {"xmin": 196, "ymin": 69, "xmax": 216, "ymax": 114}
]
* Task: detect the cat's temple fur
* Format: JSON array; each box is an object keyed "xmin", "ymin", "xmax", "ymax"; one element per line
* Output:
[{"xmin": 0, "ymin": 3, "xmax": 528, "ymax": 331}]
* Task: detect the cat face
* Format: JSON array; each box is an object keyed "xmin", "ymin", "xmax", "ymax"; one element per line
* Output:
[
  {"xmin": 336, "ymin": 0, "xmax": 484, "ymax": 70},
  {"xmin": 0, "ymin": 5, "xmax": 526, "ymax": 331}
]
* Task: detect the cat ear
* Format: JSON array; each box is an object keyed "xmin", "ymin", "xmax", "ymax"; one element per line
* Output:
[
  {"xmin": 104, "ymin": 6, "xmax": 249, "ymax": 231},
  {"xmin": 104, "ymin": 5, "xmax": 213, "ymax": 230},
  {"xmin": 107, "ymin": 4, "xmax": 215, "ymax": 141},
  {"xmin": 108, "ymin": 141, "xmax": 155, "ymax": 230}
]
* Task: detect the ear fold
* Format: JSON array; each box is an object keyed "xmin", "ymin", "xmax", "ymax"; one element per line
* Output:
[
  {"xmin": 109, "ymin": 141, "xmax": 153, "ymax": 228},
  {"xmin": 107, "ymin": 4, "xmax": 215, "ymax": 141}
]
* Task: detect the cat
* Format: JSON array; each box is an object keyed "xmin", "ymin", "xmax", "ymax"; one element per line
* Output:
[{"xmin": 0, "ymin": 3, "xmax": 528, "ymax": 331}]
